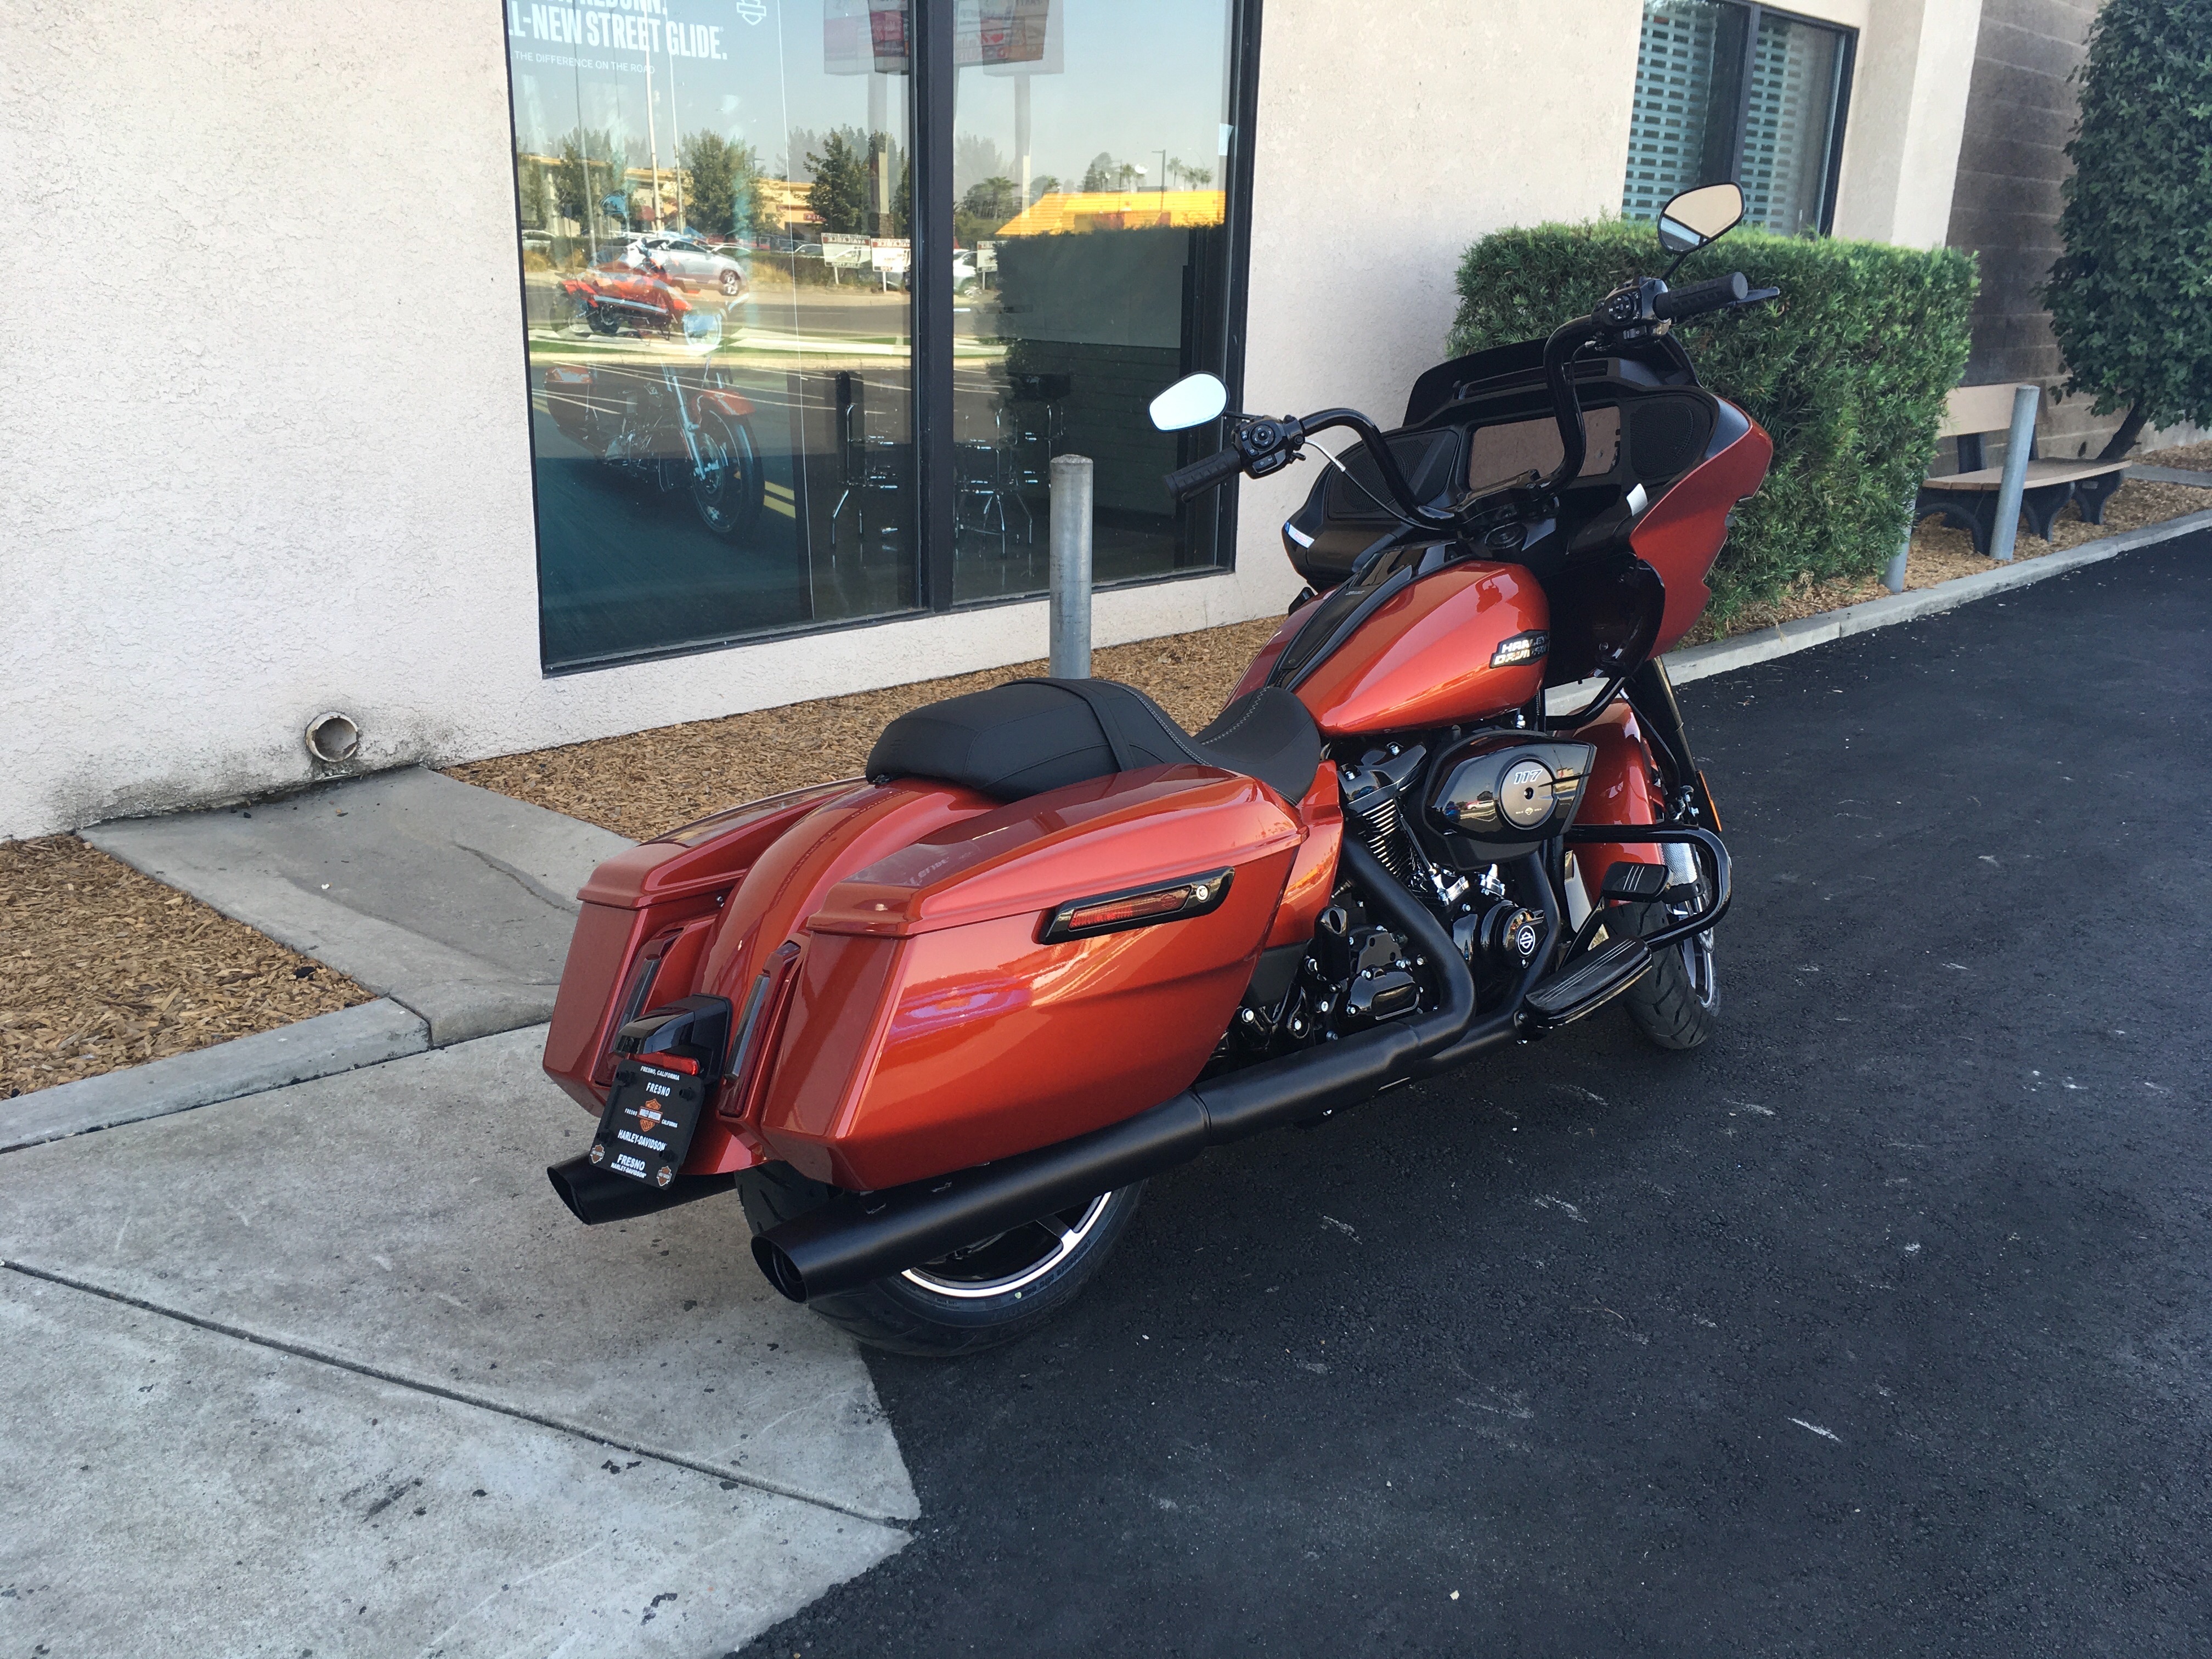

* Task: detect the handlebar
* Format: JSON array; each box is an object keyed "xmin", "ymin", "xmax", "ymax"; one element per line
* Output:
[
  {"xmin": 1165, "ymin": 447, "xmax": 1246, "ymax": 501},
  {"xmin": 1164, "ymin": 269, "xmax": 1774, "ymax": 515},
  {"xmin": 1652, "ymin": 270, "xmax": 1750, "ymax": 321}
]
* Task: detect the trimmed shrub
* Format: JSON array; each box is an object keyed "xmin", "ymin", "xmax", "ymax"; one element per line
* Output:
[
  {"xmin": 2044, "ymin": 0, "xmax": 2212, "ymax": 459},
  {"xmin": 1448, "ymin": 219, "xmax": 1976, "ymax": 622}
]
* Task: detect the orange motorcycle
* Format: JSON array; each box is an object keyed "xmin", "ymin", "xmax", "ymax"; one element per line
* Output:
[{"xmin": 543, "ymin": 183, "xmax": 1774, "ymax": 1353}]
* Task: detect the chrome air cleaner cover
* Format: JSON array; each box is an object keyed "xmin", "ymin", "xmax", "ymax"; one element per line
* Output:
[{"xmin": 1428, "ymin": 735, "xmax": 1597, "ymax": 856}]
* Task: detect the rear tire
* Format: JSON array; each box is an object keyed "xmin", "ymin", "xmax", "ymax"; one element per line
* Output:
[
  {"xmin": 1618, "ymin": 897, "xmax": 1717, "ymax": 1050},
  {"xmin": 736, "ymin": 1162, "xmax": 1143, "ymax": 1356}
]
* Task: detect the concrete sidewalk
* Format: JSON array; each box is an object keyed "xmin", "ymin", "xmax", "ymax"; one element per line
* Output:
[
  {"xmin": 81, "ymin": 766, "xmax": 633, "ymax": 1047},
  {"xmin": 0, "ymin": 1026, "xmax": 914, "ymax": 1655}
]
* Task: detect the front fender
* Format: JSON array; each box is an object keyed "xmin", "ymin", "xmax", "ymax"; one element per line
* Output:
[{"xmin": 1565, "ymin": 703, "xmax": 1666, "ymax": 910}]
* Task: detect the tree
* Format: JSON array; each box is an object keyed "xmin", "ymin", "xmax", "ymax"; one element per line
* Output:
[
  {"xmin": 1165, "ymin": 157, "xmax": 1213, "ymax": 189},
  {"xmin": 956, "ymin": 176, "xmax": 1020, "ymax": 242},
  {"xmin": 1027, "ymin": 173, "xmax": 1059, "ymax": 205},
  {"xmin": 517, "ymin": 154, "xmax": 552, "ymax": 228},
  {"xmin": 1081, "ymin": 151, "xmax": 1131, "ymax": 192},
  {"xmin": 680, "ymin": 131, "xmax": 738, "ymax": 237},
  {"xmin": 554, "ymin": 128, "xmax": 625, "ymax": 229},
  {"xmin": 2044, "ymin": 0, "xmax": 2212, "ymax": 459},
  {"xmin": 954, "ymin": 133, "xmax": 1011, "ymax": 198},
  {"xmin": 807, "ymin": 129, "xmax": 870, "ymax": 233}
]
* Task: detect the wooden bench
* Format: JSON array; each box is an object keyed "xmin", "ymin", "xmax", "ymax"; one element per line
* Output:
[{"xmin": 1914, "ymin": 383, "xmax": 2130, "ymax": 557}]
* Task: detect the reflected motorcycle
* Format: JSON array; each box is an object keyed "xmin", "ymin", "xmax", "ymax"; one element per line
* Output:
[
  {"xmin": 548, "ymin": 249, "xmax": 764, "ymax": 538},
  {"xmin": 540, "ymin": 183, "xmax": 1778, "ymax": 1353}
]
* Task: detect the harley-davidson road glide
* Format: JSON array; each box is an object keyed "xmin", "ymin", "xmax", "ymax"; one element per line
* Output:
[{"xmin": 543, "ymin": 183, "xmax": 1778, "ymax": 1353}]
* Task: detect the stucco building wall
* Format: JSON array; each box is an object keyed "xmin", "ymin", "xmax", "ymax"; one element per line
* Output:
[{"xmin": 1, "ymin": 0, "xmax": 1985, "ymax": 841}]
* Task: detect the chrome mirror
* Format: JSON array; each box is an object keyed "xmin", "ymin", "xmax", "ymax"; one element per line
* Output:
[
  {"xmin": 1149, "ymin": 373, "xmax": 1228, "ymax": 432},
  {"xmin": 1657, "ymin": 182, "xmax": 1746, "ymax": 255}
]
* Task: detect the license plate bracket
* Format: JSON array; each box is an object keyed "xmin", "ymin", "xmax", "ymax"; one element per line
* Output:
[{"xmin": 588, "ymin": 1061, "xmax": 708, "ymax": 1188}]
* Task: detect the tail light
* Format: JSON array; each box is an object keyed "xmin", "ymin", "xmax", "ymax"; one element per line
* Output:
[{"xmin": 719, "ymin": 941, "xmax": 803, "ymax": 1122}]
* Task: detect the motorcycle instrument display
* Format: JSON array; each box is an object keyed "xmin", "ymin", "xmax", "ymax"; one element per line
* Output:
[{"xmin": 540, "ymin": 183, "xmax": 1777, "ymax": 1355}]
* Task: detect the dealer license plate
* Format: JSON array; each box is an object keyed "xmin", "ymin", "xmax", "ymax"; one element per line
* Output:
[{"xmin": 588, "ymin": 1060, "xmax": 708, "ymax": 1188}]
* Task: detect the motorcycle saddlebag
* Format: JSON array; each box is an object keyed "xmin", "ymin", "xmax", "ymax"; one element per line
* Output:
[{"xmin": 754, "ymin": 764, "xmax": 1306, "ymax": 1192}]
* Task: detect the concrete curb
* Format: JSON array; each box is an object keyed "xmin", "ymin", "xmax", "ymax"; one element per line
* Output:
[
  {"xmin": 1661, "ymin": 506, "xmax": 2212, "ymax": 688},
  {"xmin": 1, "ymin": 998, "xmax": 430, "ymax": 1153}
]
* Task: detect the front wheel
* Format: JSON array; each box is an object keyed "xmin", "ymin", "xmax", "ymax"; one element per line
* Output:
[
  {"xmin": 736, "ymin": 1163, "xmax": 1144, "ymax": 1356},
  {"xmin": 689, "ymin": 408, "xmax": 764, "ymax": 538},
  {"xmin": 1619, "ymin": 895, "xmax": 1717, "ymax": 1049}
]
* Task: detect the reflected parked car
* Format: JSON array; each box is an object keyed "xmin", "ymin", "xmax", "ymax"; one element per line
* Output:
[{"xmin": 641, "ymin": 235, "xmax": 748, "ymax": 297}]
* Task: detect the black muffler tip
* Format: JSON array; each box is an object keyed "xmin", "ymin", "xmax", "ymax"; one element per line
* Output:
[
  {"xmin": 751, "ymin": 1236, "xmax": 809, "ymax": 1302},
  {"xmin": 547, "ymin": 1154, "xmax": 736, "ymax": 1225}
]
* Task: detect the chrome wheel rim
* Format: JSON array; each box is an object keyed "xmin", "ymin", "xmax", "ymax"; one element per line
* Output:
[{"xmin": 900, "ymin": 1192, "xmax": 1114, "ymax": 1300}]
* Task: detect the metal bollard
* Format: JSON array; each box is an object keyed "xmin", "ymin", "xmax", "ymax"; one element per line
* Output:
[
  {"xmin": 1988, "ymin": 383, "xmax": 2040, "ymax": 563},
  {"xmin": 1049, "ymin": 453, "xmax": 1094, "ymax": 679},
  {"xmin": 1883, "ymin": 520, "xmax": 1912, "ymax": 594}
]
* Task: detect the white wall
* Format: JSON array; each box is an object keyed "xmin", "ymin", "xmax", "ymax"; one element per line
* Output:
[{"xmin": 0, "ymin": 0, "xmax": 1957, "ymax": 840}]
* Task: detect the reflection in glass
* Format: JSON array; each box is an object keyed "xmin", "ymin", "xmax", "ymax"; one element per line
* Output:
[
  {"xmin": 506, "ymin": 0, "xmax": 918, "ymax": 672},
  {"xmin": 1620, "ymin": 0, "xmax": 1847, "ymax": 238},
  {"xmin": 947, "ymin": 0, "xmax": 1242, "ymax": 603},
  {"xmin": 1736, "ymin": 13, "xmax": 1845, "ymax": 236},
  {"xmin": 1621, "ymin": 1, "xmax": 1748, "ymax": 225}
]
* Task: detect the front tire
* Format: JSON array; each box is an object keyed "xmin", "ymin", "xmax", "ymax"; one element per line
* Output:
[
  {"xmin": 736, "ymin": 1162, "xmax": 1144, "ymax": 1356},
  {"xmin": 689, "ymin": 409, "xmax": 764, "ymax": 538},
  {"xmin": 1619, "ymin": 896, "xmax": 1717, "ymax": 1049}
]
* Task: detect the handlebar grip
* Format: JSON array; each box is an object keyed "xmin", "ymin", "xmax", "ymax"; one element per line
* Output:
[
  {"xmin": 1653, "ymin": 270, "xmax": 1750, "ymax": 322},
  {"xmin": 1163, "ymin": 446, "xmax": 1245, "ymax": 501}
]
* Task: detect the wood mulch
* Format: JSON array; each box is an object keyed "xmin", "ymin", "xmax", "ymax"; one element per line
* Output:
[
  {"xmin": 14, "ymin": 471, "xmax": 2204, "ymax": 1099},
  {"xmin": 0, "ymin": 834, "xmax": 371, "ymax": 1098},
  {"xmin": 2140, "ymin": 439, "xmax": 2212, "ymax": 472},
  {"xmin": 1678, "ymin": 476, "xmax": 2209, "ymax": 645},
  {"xmin": 457, "ymin": 478, "xmax": 2210, "ymax": 839},
  {"xmin": 448, "ymin": 617, "xmax": 1290, "ymax": 843}
]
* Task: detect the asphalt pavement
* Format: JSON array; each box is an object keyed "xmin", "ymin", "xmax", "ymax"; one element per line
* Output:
[{"xmin": 742, "ymin": 532, "xmax": 2212, "ymax": 1656}]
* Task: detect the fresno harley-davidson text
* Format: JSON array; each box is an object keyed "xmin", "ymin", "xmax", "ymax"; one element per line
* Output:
[{"xmin": 541, "ymin": 183, "xmax": 1776, "ymax": 1354}]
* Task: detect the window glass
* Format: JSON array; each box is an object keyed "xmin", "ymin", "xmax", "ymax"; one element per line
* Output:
[
  {"xmin": 948, "ymin": 0, "xmax": 1242, "ymax": 603},
  {"xmin": 505, "ymin": 0, "xmax": 918, "ymax": 673},
  {"xmin": 1738, "ymin": 12, "xmax": 1845, "ymax": 236},
  {"xmin": 1621, "ymin": 1, "xmax": 1847, "ymax": 238},
  {"xmin": 1622, "ymin": 1, "xmax": 1747, "ymax": 224}
]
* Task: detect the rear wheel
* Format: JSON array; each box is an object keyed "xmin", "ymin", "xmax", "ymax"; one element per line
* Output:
[
  {"xmin": 735, "ymin": 1162, "xmax": 1144, "ymax": 1356},
  {"xmin": 1619, "ymin": 893, "xmax": 1717, "ymax": 1050}
]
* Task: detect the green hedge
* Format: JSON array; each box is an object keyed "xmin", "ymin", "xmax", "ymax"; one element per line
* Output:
[{"xmin": 1447, "ymin": 220, "xmax": 1977, "ymax": 622}]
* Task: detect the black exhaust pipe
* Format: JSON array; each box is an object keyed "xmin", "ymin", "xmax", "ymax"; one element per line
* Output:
[
  {"xmin": 752, "ymin": 843, "xmax": 1559, "ymax": 1302},
  {"xmin": 548, "ymin": 1155, "xmax": 737, "ymax": 1225}
]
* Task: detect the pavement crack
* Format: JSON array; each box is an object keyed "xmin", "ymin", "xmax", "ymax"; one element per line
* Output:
[
  {"xmin": 0, "ymin": 1257, "xmax": 911, "ymax": 1530},
  {"xmin": 453, "ymin": 842, "xmax": 582, "ymax": 916}
]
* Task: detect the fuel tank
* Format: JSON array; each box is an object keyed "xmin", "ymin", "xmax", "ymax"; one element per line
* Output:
[{"xmin": 1284, "ymin": 560, "xmax": 1550, "ymax": 739}]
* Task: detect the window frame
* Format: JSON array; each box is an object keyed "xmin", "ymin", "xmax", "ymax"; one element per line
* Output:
[
  {"xmin": 1627, "ymin": 0, "xmax": 1857, "ymax": 238},
  {"xmin": 498, "ymin": 0, "xmax": 1266, "ymax": 679}
]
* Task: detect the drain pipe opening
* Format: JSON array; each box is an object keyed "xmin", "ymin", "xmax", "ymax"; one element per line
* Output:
[{"xmin": 304, "ymin": 711, "xmax": 360, "ymax": 764}]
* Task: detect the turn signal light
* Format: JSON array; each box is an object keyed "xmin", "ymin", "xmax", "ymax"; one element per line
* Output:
[{"xmin": 1041, "ymin": 869, "xmax": 1235, "ymax": 943}]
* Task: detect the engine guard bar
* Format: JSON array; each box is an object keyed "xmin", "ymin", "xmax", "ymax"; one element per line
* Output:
[{"xmin": 1561, "ymin": 823, "xmax": 1731, "ymax": 951}]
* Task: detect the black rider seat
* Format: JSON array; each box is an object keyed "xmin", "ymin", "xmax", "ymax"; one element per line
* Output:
[{"xmin": 867, "ymin": 678, "xmax": 1322, "ymax": 805}]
